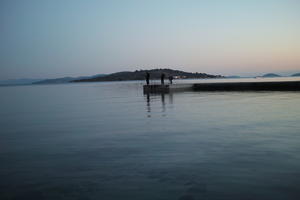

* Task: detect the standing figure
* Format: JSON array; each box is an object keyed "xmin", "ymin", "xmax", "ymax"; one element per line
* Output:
[
  {"xmin": 168, "ymin": 76, "xmax": 173, "ymax": 84},
  {"xmin": 145, "ymin": 72, "xmax": 150, "ymax": 85},
  {"xmin": 161, "ymin": 73, "xmax": 165, "ymax": 85}
]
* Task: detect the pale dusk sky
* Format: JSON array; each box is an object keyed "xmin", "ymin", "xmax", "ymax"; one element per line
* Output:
[{"xmin": 0, "ymin": 0, "xmax": 299, "ymax": 79}]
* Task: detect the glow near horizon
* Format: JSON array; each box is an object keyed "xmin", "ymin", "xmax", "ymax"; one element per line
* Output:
[{"xmin": 0, "ymin": 0, "xmax": 299, "ymax": 80}]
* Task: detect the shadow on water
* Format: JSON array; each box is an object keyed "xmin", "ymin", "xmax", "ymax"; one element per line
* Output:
[{"xmin": 144, "ymin": 92, "xmax": 174, "ymax": 117}]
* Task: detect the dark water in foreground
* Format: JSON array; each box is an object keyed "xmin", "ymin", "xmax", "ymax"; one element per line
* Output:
[{"xmin": 1, "ymin": 79, "xmax": 300, "ymax": 200}]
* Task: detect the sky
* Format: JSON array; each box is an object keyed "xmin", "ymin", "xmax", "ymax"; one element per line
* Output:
[{"xmin": 0, "ymin": 0, "xmax": 299, "ymax": 80}]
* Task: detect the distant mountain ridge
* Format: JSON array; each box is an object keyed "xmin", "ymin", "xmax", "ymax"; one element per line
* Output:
[
  {"xmin": 226, "ymin": 76, "xmax": 241, "ymax": 78},
  {"xmin": 292, "ymin": 73, "xmax": 300, "ymax": 77},
  {"xmin": 262, "ymin": 73, "xmax": 281, "ymax": 78},
  {"xmin": 33, "ymin": 74, "xmax": 106, "ymax": 84},
  {"xmin": 73, "ymin": 69, "xmax": 223, "ymax": 82},
  {"xmin": 0, "ymin": 78, "xmax": 43, "ymax": 86}
]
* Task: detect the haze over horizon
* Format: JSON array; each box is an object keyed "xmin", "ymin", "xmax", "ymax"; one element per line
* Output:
[{"xmin": 0, "ymin": 0, "xmax": 299, "ymax": 80}]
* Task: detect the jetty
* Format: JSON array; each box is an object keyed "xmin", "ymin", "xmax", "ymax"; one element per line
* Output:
[{"xmin": 143, "ymin": 81, "xmax": 300, "ymax": 93}]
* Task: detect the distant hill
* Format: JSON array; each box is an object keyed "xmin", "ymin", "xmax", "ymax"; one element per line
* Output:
[
  {"xmin": 33, "ymin": 74, "xmax": 106, "ymax": 84},
  {"xmin": 73, "ymin": 69, "xmax": 223, "ymax": 82},
  {"xmin": 291, "ymin": 73, "xmax": 300, "ymax": 77},
  {"xmin": 262, "ymin": 73, "xmax": 281, "ymax": 78}
]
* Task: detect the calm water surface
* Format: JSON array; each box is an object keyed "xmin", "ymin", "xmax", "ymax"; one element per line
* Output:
[{"xmin": 1, "ymin": 79, "xmax": 300, "ymax": 200}]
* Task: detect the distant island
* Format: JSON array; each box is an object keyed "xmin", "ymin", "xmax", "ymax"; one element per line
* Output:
[
  {"xmin": 4, "ymin": 70, "xmax": 300, "ymax": 86},
  {"xmin": 262, "ymin": 73, "xmax": 281, "ymax": 78},
  {"xmin": 72, "ymin": 69, "xmax": 223, "ymax": 82},
  {"xmin": 292, "ymin": 73, "xmax": 300, "ymax": 77}
]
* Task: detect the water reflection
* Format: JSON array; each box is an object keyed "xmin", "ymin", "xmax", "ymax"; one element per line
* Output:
[
  {"xmin": 161, "ymin": 93, "xmax": 166, "ymax": 114},
  {"xmin": 146, "ymin": 93, "xmax": 151, "ymax": 118},
  {"xmin": 144, "ymin": 92, "xmax": 174, "ymax": 117}
]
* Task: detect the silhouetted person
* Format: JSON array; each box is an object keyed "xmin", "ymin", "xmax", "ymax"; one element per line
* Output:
[
  {"xmin": 161, "ymin": 73, "xmax": 165, "ymax": 85},
  {"xmin": 168, "ymin": 76, "xmax": 173, "ymax": 84},
  {"xmin": 145, "ymin": 72, "xmax": 150, "ymax": 85}
]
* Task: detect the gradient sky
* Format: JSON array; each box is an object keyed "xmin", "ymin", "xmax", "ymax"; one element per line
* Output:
[{"xmin": 0, "ymin": 0, "xmax": 299, "ymax": 80}]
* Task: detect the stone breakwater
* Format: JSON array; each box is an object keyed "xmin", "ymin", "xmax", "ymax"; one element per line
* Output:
[{"xmin": 143, "ymin": 81, "xmax": 300, "ymax": 93}]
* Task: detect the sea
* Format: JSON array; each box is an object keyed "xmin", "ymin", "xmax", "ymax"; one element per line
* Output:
[{"xmin": 1, "ymin": 77, "xmax": 300, "ymax": 200}]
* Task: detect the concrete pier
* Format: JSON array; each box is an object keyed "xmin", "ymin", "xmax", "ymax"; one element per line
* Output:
[
  {"xmin": 143, "ymin": 84, "xmax": 170, "ymax": 93},
  {"xmin": 143, "ymin": 84, "xmax": 193, "ymax": 93},
  {"xmin": 143, "ymin": 81, "xmax": 300, "ymax": 93},
  {"xmin": 193, "ymin": 81, "xmax": 300, "ymax": 91}
]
